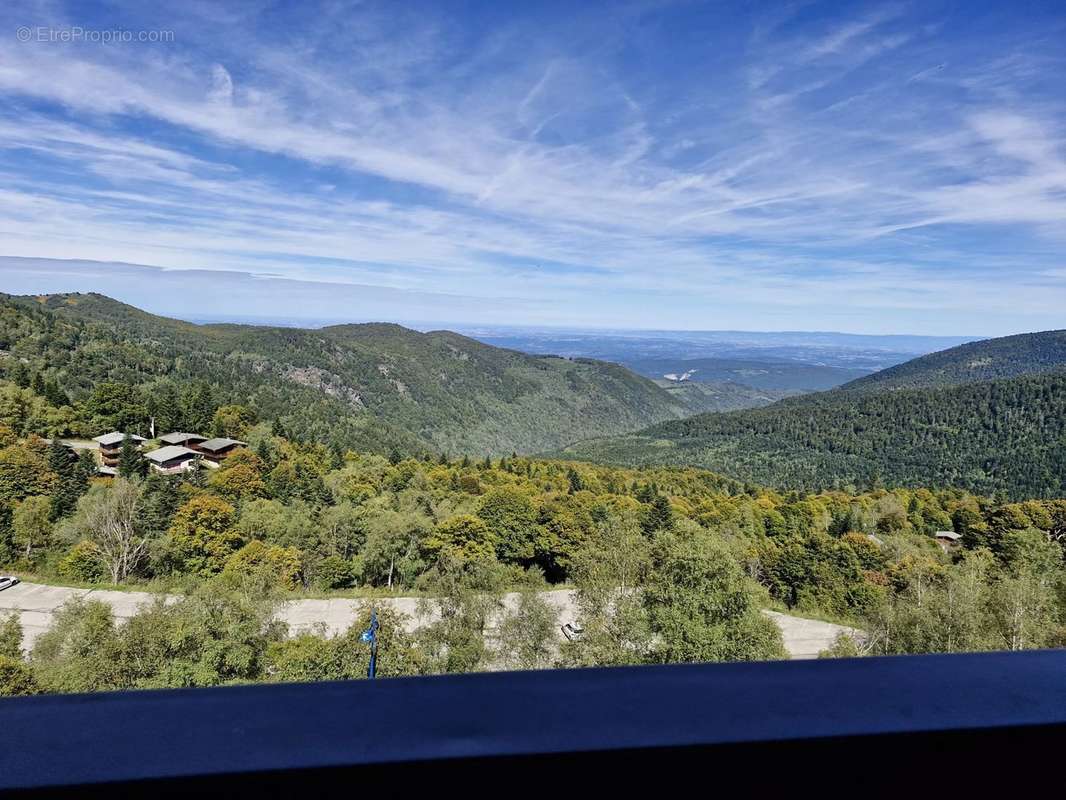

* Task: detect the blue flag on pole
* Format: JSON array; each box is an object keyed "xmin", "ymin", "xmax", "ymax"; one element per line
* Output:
[
  {"xmin": 360, "ymin": 609, "xmax": 378, "ymax": 644},
  {"xmin": 361, "ymin": 609, "xmax": 379, "ymax": 679}
]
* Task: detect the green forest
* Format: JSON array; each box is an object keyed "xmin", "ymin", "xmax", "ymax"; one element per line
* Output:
[
  {"xmin": 0, "ymin": 292, "xmax": 728, "ymax": 457},
  {"xmin": 3, "ymin": 293, "xmax": 1066, "ymax": 698},
  {"xmin": 561, "ymin": 370, "xmax": 1066, "ymax": 498},
  {"xmin": 842, "ymin": 328, "xmax": 1066, "ymax": 392},
  {"xmin": 3, "ymin": 414, "xmax": 1066, "ymax": 695}
]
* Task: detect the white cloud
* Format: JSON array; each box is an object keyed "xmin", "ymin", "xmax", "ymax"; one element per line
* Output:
[
  {"xmin": 207, "ymin": 63, "xmax": 233, "ymax": 105},
  {"xmin": 0, "ymin": 1, "xmax": 1063, "ymax": 333}
]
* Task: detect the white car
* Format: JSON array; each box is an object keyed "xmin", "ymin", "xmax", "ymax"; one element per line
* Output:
[{"xmin": 0, "ymin": 576, "xmax": 19, "ymax": 592}]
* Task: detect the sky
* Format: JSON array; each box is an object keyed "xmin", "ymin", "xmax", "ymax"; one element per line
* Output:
[{"xmin": 0, "ymin": 0, "xmax": 1064, "ymax": 335}]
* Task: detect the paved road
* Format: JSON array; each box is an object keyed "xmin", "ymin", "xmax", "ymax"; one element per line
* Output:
[{"xmin": 0, "ymin": 582, "xmax": 858, "ymax": 660}]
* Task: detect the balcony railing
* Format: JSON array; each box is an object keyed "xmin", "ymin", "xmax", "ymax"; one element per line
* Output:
[{"xmin": 2, "ymin": 650, "xmax": 1064, "ymax": 795}]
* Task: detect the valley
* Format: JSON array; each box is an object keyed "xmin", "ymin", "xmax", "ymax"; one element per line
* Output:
[
  {"xmin": 2, "ymin": 293, "xmax": 1065, "ymax": 696},
  {"xmin": 559, "ymin": 331, "xmax": 1066, "ymax": 498}
]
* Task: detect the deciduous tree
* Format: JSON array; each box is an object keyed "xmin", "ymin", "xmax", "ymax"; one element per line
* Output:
[
  {"xmin": 13, "ymin": 494, "xmax": 52, "ymax": 562},
  {"xmin": 62, "ymin": 479, "xmax": 148, "ymax": 583},
  {"xmin": 165, "ymin": 494, "xmax": 243, "ymax": 576},
  {"xmin": 644, "ymin": 531, "xmax": 785, "ymax": 664}
]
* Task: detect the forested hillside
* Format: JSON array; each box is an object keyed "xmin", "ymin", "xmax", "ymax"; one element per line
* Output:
[
  {"xmin": 3, "ymin": 325, "xmax": 1066, "ymax": 694},
  {"xmin": 0, "ymin": 293, "xmax": 717, "ymax": 456},
  {"xmin": 559, "ymin": 371, "xmax": 1066, "ymax": 498},
  {"xmin": 841, "ymin": 329, "xmax": 1066, "ymax": 392},
  {"xmin": 628, "ymin": 357, "xmax": 869, "ymax": 391},
  {"xmin": 4, "ymin": 418, "xmax": 1066, "ymax": 696},
  {"xmin": 655, "ymin": 378, "xmax": 792, "ymax": 413}
]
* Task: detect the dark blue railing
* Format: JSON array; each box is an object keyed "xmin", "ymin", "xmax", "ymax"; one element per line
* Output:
[{"xmin": 2, "ymin": 651, "xmax": 1065, "ymax": 794}]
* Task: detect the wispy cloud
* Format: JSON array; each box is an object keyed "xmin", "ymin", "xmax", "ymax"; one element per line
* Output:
[{"xmin": 0, "ymin": 0, "xmax": 1064, "ymax": 334}]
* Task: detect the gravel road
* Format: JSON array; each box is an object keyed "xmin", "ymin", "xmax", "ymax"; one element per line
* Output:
[{"xmin": 0, "ymin": 582, "xmax": 858, "ymax": 660}]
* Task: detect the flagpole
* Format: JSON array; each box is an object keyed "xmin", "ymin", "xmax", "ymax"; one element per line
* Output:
[
  {"xmin": 369, "ymin": 625, "xmax": 378, "ymax": 680},
  {"xmin": 361, "ymin": 608, "xmax": 379, "ymax": 680}
]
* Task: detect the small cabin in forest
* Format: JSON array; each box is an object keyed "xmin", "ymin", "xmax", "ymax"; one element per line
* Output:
[
  {"xmin": 158, "ymin": 432, "xmax": 208, "ymax": 449},
  {"xmin": 144, "ymin": 445, "xmax": 200, "ymax": 474},
  {"xmin": 935, "ymin": 530, "xmax": 962, "ymax": 552},
  {"xmin": 92, "ymin": 432, "xmax": 146, "ymax": 467},
  {"xmin": 196, "ymin": 437, "xmax": 246, "ymax": 464}
]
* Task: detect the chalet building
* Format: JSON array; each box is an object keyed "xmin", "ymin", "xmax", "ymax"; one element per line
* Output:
[
  {"xmin": 196, "ymin": 437, "xmax": 247, "ymax": 464},
  {"xmin": 144, "ymin": 445, "xmax": 201, "ymax": 474},
  {"xmin": 159, "ymin": 432, "xmax": 207, "ymax": 449},
  {"xmin": 92, "ymin": 432, "xmax": 146, "ymax": 467},
  {"xmin": 935, "ymin": 530, "xmax": 962, "ymax": 553},
  {"xmin": 97, "ymin": 465, "xmax": 118, "ymax": 478}
]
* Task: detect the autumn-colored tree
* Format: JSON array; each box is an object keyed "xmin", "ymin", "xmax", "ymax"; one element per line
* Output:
[
  {"xmin": 223, "ymin": 540, "xmax": 303, "ymax": 590},
  {"xmin": 211, "ymin": 404, "xmax": 256, "ymax": 439},
  {"xmin": 208, "ymin": 448, "xmax": 266, "ymax": 501},
  {"xmin": 0, "ymin": 443, "xmax": 56, "ymax": 504},
  {"xmin": 423, "ymin": 515, "xmax": 498, "ymax": 565},
  {"xmin": 165, "ymin": 494, "xmax": 243, "ymax": 575}
]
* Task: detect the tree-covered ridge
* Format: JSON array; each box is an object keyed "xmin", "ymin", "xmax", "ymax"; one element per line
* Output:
[
  {"xmin": 628, "ymin": 356, "xmax": 869, "ymax": 392},
  {"xmin": 559, "ymin": 371, "xmax": 1066, "ymax": 499},
  {"xmin": 0, "ymin": 292, "xmax": 719, "ymax": 456},
  {"xmin": 656, "ymin": 378, "xmax": 794, "ymax": 414},
  {"xmin": 841, "ymin": 329, "xmax": 1066, "ymax": 393},
  {"xmin": 3, "ymin": 358, "xmax": 1066, "ymax": 695},
  {"xmin": 4, "ymin": 416, "xmax": 1066, "ymax": 696}
]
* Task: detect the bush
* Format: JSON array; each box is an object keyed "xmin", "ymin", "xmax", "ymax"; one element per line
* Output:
[
  {"xmin": 314, "ymin": 555, "xmax": 355, "ymax": 590},
  {"xmin": 224, "ymin": 540, "xmax": 303, "ymax": 590},
  {"xmin": 819, "ymin": 633, "xmax": 864, "ymax": 659},
  {"xmin": 57, "ymin": 540, "xmax": 105, "ymax": 583},
  {"xmin": 0, "ymin": 655, "xmax": 40, "ymax": 696},
  {"xmin": 1, "ymin": 612, "xmax": 23, "ymax": 658}
]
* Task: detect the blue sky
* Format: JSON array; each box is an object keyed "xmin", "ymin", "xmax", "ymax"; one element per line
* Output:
[{"xmin": 0, "ymin": 0, "xmax": 1064, "ymax": 334}]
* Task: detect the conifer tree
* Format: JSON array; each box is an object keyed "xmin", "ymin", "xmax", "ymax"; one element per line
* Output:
[
  {"xmin": 43, "ymin": 380, "xmax": 68, "ymax": 407},
  {"xmin": 117, "ymin": 434, "xmax": 146, "ymax": 479},
  {"xmin": 47, "ymin": 439, "xmax": 84, "ymax": 521},
  {"xmin": 11, "ymin": 362, "xmax": 29, "ymax": 389},
  {"xmin": 567, "ymin": 467, "xmax": 584, "ymax": 494}
]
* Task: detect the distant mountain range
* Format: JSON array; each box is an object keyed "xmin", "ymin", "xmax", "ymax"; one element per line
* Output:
[
  {"xmin": 626, "ymin": 357, "xmax": 869, "ymax": 392},
  {"xmin": 842, "ymin": 330, "xmax": 1066, "ymax": 393},
  {"xmin": 7, "ymin": 292, "xmax": 1060, "ymax": 497},
  {"xmin": 558, "ymin": 330, "xmax": 1066, "ymax": 498},
  {"xmin": 0, "ymin": 293, "xmax": 782, "ymax": 457},
  {"xmin": 463, "ymin": 327, "xmax": 977, "ymax": 372}
]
